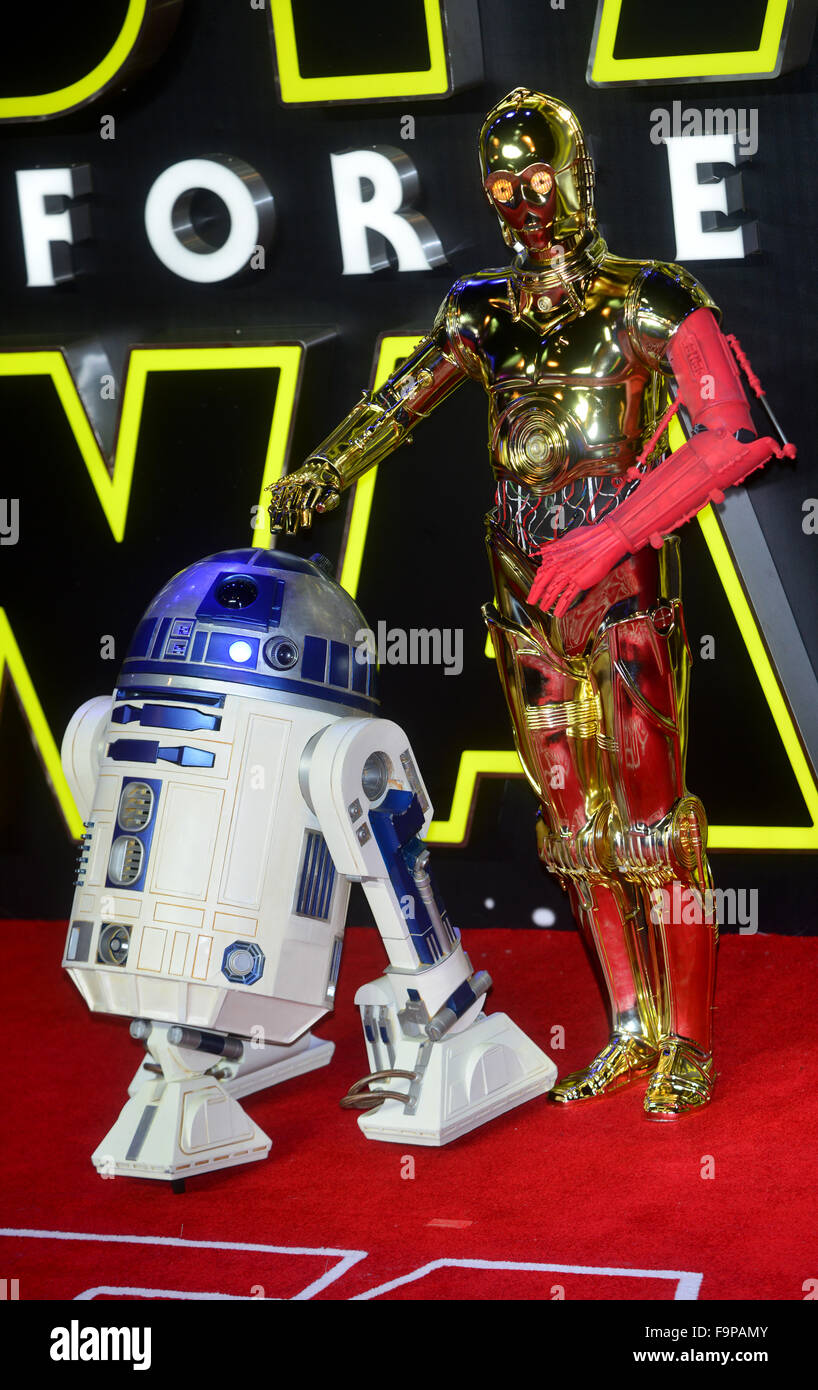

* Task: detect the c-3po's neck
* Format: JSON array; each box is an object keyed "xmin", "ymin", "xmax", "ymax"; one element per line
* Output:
[{"xmin": 513, "ymin": 231, "xmax": 607, "ymax": 291}]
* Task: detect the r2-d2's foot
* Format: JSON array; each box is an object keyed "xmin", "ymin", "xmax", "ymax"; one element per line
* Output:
[
  {"xmin": 342, "ymin": 945, "xmax": 557, "ymax": 1145},
  {"xmin": 96, "ymin": 1021, "xmax": 335, "ymax": 1181}
]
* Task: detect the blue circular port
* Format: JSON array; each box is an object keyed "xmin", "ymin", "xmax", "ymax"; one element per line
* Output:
[{"xmin": 221, "ymin": 940, "xmax": 265, "ymax": 985}]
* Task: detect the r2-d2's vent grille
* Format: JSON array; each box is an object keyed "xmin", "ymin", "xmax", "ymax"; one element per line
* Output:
[
  {"xmin": 108, "ymin": 835, "xmax": 144, "ymax": 886},
  {"xmin": 118, "ymin": 781, "xmax": 155, "ymax": 831},
  {"xmin": 295, "ymin": 831, "xmax": 336, "ymax": 921}
]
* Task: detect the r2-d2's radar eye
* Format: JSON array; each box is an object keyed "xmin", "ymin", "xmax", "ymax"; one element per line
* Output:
[
  {"xmin": 215, "ymin": 575, "xmax": 259, "ymax": 609},
  {"xmin": 361, "ymin": 750, "xmax": 391, "ymax": 803},
  {"xmin": 263, "ymin": 637, "xmax": 299, "ymax": 670}
]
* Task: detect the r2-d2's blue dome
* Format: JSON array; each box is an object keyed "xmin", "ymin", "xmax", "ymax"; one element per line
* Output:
[{"xmin": 118, "ymin": 548, "xmax": 378, "ymax": 715}]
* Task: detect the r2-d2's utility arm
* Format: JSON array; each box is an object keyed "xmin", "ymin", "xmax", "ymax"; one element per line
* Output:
[{"xmin": 303, "ymin": 716, "xmax": 556, "ymax": 1145}]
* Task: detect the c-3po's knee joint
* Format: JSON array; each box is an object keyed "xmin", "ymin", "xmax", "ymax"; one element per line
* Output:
[
  {"xmin": 536, "ymin": 803, "xmax": 617, "ymax": 887},
  {"xmin": 537, "ymin": 795, "xmax": 710, "ymax": 896},
  {"xmin": 610, "ymin": 795, "xmax": 709, "ymax": 889}
]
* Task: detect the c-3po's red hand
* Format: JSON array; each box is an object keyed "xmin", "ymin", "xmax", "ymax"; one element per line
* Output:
[
  {"xmin": 528, "ymin": 309, "xmax": 795, "ymax": 616},
  {"xmin": 528, "ymin": 521, "xmax": 625, "ymax": 616}
]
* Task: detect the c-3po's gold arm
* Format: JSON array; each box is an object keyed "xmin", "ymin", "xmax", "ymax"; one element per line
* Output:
[{"xmin": 267, "ymin": 324, "xmax": 467, "ymax": 534}]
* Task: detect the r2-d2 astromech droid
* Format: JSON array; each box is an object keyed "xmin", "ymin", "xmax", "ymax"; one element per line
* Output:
[{"xmin": 62, "ymin": 547, "xmax": 555, "ymax": 1182}]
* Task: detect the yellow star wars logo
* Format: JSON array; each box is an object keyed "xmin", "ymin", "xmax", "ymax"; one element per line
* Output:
[
  {"xmin": 0, "ymin": 0, "xmax": 481, "ymax": 120},
  {"xmin": 268, "ymin": 0, "xmax": 481, "ymax": 104},
  {"xmin": 1, "ymin": 339, "xmax": 816, "ymax": 854},
  {"xmin": 0, "ymin": 1, "xmax": 183, "ymax": 123},
  {"xmin": 588, "ymin": 0, "xmax": 815, "ymax": 86}
]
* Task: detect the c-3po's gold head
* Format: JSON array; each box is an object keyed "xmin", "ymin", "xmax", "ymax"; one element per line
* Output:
[{"xmin": 479, "ymin": 88, "xmax": 597, "ymax": 262}]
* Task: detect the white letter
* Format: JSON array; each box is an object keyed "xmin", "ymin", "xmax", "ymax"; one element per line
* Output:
[
  {"xmin": 0, "ymin": 498, "xmax": 20, "ymax": 545},
  {"xmin": 144, "ymin": 156, "xmax": 274, "ymax": 283},
  {"xmin": 664, "ymin": 135, "xmax": 752, "ymax": 261},
  {"xmin": 802, "ymin": 498, "xmax": 818, "ymax": 534},
  {"xmin": 649, "ymin": 108, "xmax": 669, "ymax": 146},
  {"xmin": 443, "ymin": 627, "xmax": 463, "ymax": 676},
  {"xmin": 354, "ymin": 627, "xmax": 376, "ymax": 664},
  {"xmin": 132, "ymin": 1328, "xmax": 151, "ymax": 1371},
  {"xmin": 330, "ymin": 146, "xmax": 445, "ymax": 275},
  {"xmin": 50, "ymin": 1328, "xmax": 70, "ymax": 1361},
  {"xmin": 16, "ymin": 166, "xmax": 90, "ymax": 286},
  {"xmin": 739, "ymin": 109, "xmax": 759, "ymax": 159}
]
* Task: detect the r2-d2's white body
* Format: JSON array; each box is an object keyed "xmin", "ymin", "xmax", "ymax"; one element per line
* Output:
[{"xmin": 62, "ymin": 547, "xmax": 555, "ymax": 1183}]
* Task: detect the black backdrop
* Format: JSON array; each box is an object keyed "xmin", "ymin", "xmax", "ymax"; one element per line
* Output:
[{"xmin": 1, "ymin": 0, "xmax": 816, "ymax": 933}]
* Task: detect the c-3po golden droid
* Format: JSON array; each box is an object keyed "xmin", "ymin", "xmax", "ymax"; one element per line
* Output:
[{"xmin": 269, "ymin": 90, "xmax": 791, "ymax": 1119}]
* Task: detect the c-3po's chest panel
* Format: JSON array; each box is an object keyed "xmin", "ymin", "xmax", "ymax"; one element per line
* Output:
[{"xmin": 455, "ymin": 270, "xmax": 652, "ymax": 493}]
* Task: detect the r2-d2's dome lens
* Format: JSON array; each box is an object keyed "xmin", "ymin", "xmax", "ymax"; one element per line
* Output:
[
  {"xmin": 264, "ymin": 637, "xmax": 299, "ymax": 670},
  {"xmin": 215, "ymin": 576, "xmax": 258, "ymax": 609}
]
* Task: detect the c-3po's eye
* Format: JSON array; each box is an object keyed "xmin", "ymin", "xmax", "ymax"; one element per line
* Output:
[
  {"xmin": 491, "ymin": 177, "xmax": 515, "ymax": 204},
  {"xmin": 529, "ymin": 169, "xmax": 553, "ymax": 196}
]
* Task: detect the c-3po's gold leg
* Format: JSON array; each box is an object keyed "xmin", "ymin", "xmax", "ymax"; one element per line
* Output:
[
  {"xmin": 551, "ymin": 1031, "xmax": 659, "ymax": 1103},
  {"xmin": 643, "ymin": 1039, "xmax": 715, "ymax": 1118},
  {"xmin": 589, "ymin": 544, "xmax": 718, "ymax": 1118},
  {"xmin": 484, "ymin": 525, "xmax": 663, "ymax": 1103}
]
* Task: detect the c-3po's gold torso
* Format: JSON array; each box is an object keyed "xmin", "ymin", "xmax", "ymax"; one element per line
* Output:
[
  {"xmin": 302, "ymin": 236, "xmax": 715, "ymax": 555},
  {"xmin": 438, "ymin": 241, "xmax": 715, "ymax": 548}
]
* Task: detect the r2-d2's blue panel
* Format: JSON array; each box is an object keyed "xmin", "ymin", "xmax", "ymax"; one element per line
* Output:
[{"xmin": 62, "ymin": 548, "xmax": 377, "ymax": 1045}]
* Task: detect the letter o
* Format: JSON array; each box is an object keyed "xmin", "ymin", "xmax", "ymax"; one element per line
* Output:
[{"xmin": 144, "ymin": 155, "xmax": 274, "ymax": 282}]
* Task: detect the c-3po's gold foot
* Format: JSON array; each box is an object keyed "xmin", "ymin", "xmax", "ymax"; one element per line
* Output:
[
  {"xmin": 643, "ymin": 1039, "xmax": 714, "ymax": 1120},
  {"xmin": 550, "ymin": 1033, "xmax": 660, "ymax": 1104}
]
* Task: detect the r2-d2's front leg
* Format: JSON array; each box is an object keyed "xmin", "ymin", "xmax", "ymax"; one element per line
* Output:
[{"xmin": 304, "ymin": 718, "xmax": 557, "ymax": 1144}]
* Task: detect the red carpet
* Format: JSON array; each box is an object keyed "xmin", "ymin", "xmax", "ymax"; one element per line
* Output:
[{"xmin": 1, "ymin": 922, "xmax": 816, "ymax": 1301}]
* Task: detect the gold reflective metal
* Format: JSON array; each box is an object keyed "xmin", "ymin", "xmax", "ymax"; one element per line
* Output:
[
  {"xmin": 524, "ymin": 682, "xmax": 602, "ymax": 738},
  {"xmin": 551, "ymin": 1033, "xmax": 659, "ymax": 1104},
  {"xmin": 479, "ymin": 88, "xmax": 596, "ymax": 256},
  {"xmin": 643, "ymin": 1040, "xmax": 715, "ymax": 1118}
]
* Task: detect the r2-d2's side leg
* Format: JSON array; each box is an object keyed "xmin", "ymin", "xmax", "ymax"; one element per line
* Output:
[{"xmin": 304, "ymin": 718, "xmax": 557, "ymax": 1145}]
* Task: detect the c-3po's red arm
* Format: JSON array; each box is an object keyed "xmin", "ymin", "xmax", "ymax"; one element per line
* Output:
[{"xmin": 529, "ymin": 308, "xmax": 795, "ymax": 615}]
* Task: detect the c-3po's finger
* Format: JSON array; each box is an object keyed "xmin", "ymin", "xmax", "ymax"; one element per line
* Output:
[
  {"xmin": 538, "ymin": 574, "xmax": 567, "ymax": 613},
  {"xmin": 528, "ymin": 570, "xmax": 548, "ymax": 606},
  {"xmin": 268, "ymin": 494, "xmax": 296, "ymax": 531},
  {"xmin": 553, "ymin": 581, "xmax": 579, "ymax": 618},
  {"xmin": 301, "ymin": 485, "xmax": 323, "ymax": 511}
]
